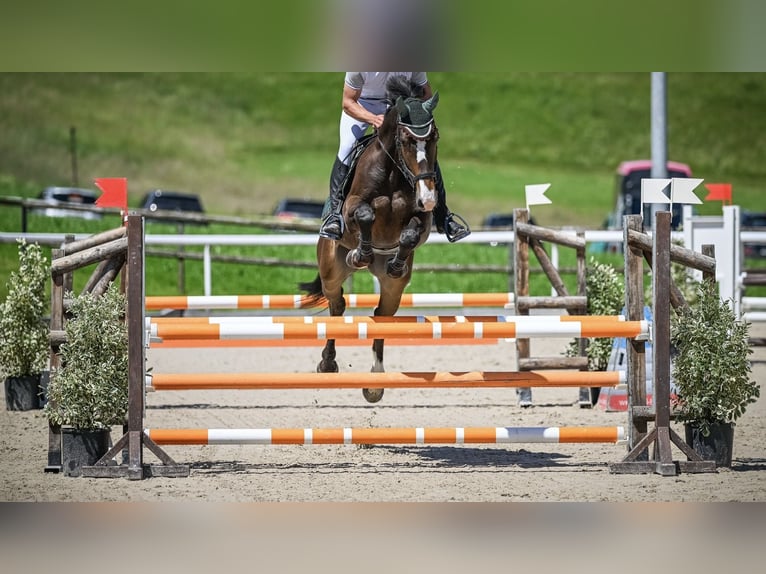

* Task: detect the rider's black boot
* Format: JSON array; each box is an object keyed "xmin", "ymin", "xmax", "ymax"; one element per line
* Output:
[
  {"xmin": 319, "ymin": 158, "xmax": 350, "ymax": 240},
  {"xmin": 433, "ymin": 162, "xmax": 471, "ymax": 243}
]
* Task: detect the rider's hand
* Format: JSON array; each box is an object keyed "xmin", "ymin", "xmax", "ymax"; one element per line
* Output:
[{"xmin": 371, "ymin": 114, "xmax": 385, "ymax": 129}]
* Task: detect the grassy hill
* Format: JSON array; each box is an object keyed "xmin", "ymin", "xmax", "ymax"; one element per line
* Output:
[
  {"xmin": 1, "ymin": 73, "xmax": 765, "ymax": 230},
  {"xmin": 1, "ymin": 73, "xmax": 764, "ymax": 300}
]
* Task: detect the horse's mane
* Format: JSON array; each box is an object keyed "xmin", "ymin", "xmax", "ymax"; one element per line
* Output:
[{"xmin": 385, "ymin": 76, "xmax": 426, "ymax": 105}]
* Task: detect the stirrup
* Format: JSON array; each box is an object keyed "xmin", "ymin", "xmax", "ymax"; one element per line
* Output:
[
  {"xmin": 319, "ymin": 214, "xmax": 344, "ymax": 240},
  {"xmin": 444, "ymin": 213, "xmax": 471, "ymax": 243}
]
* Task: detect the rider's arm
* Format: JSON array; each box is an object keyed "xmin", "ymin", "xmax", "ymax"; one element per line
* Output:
[{"xmin": 342, "ymin": 84, "xmax": 384, "ymax": 129}]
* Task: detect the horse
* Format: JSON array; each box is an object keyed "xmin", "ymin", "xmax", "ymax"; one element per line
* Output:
[{"xmin": 300, "ymin": 77, "xmax": 441, "ymax": 403}]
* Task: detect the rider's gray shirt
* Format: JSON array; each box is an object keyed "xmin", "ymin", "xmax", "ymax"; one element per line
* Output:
[{"xmin": 344, "ymin": 72, "xmax": 428, "ymax": 100}]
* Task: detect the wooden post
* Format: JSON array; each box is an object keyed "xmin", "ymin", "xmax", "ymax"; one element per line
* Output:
[
  {"xmin": 702, "ymin": 245, "xmax": 716, "ymax": 283},
  {"xmin": 45, "ymin": 249, "xmax": 64, "ymax": 473},
  {"xmin": 575, "ymin": 231, "xmax": 592, "ymax": 407},
  {"xmin": 63, "ymin": 235, "xmax": 75, "ymax": 294},
  {"xmin": 126, "ymin": 216, "xmax": 145, "ymax": 479},
  {"xmin": 624, "ymin": 215, "xmax": 647, "ymax": 451},
  {"xmin": 513, "ymin": 209, "xmax": 532, "ymax": 406},
  {"xmin": 652, "ymin": 211, "xmax": 675, "ymax": 476}
]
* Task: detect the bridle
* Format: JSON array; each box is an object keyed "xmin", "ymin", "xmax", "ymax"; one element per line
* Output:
[{"xmin": 377, "ymin": 116, "xmax": 438, "ymax": 190}]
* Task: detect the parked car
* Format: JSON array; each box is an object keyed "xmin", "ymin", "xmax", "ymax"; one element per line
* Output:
[
  {"xmin": 482, "ymin": 213, "xmax": 536, "ymax": 228},
  {"xmin": 34, "ymin": 187, "xmax": 101, "ymax": 220},
  {"xmin": 141, "ymin": 189, "xmax": 207, "ymax": 225},
  {"xmin": 742, "ymin": 211, "xmax": 766, "ymax": 258},
  {"xmin": 273, "ymin": 198, "xmax": 325, "ymax": 221},
  {"xmin": 607, "ymin": 160, "xmax": 693, "ymax": 230},
  {"xmin": 140, "ymin": 189, "xmax": 205, "ymax": 214}
]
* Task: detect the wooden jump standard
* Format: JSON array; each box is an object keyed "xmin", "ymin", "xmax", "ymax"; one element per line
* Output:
[
  {"xmin": 82, "ymin": 216, "xmax": 188, "ymax": 478},
  {"xmin": 609, "ymin": 212, "xmax": 716, "ymax": 475}
]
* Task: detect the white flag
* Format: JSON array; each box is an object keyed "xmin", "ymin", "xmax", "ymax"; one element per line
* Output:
[
  {"xmin": 671, "ymin": 178, "xmax": 704, "ymax": 204},
  {"xmin": 525, "ymin": 183, "xmax": 552, "ymax": 210},
  {"xmin": 640, "ymin": 178, "xmax": 671, "ymax": 204}
]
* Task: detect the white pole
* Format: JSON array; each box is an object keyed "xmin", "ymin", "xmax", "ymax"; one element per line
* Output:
[
  {"xmin": 650, "ymin": 72, "xmax": 668, "ymax": 228},
  {"xmin": 204, "ymin": 244, "xmax": 212, "ymax": 297}
]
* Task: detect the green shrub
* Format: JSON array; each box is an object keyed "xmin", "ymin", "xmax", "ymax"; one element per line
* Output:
[
  {"xmin": 0, "ymin": 240, "xmax": 49, "ymax": 377},
  {"xmin": 45, "ymin": 284, "xmax": 128, "ymax": 429},
  {"xmin": 671, "ymin": 281, "xmax": 759, "ymax": 436},
  {"xmin": 566, "ymin": 257, "xmax": 624, "ymax": 370}
]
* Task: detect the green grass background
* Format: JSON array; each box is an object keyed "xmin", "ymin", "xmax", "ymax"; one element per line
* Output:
[{"xmin": 1, "ymin": 73, "xmax": 764, "ymax": 300}]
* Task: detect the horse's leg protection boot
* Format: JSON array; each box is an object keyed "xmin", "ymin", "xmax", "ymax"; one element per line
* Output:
[
  {"xmin": 433, "ymin": 162, "xmax": 471, "ymax": 243},
  {"xmin": 319, "ymin": 158, "xmax": 350, "ymax": 240}
]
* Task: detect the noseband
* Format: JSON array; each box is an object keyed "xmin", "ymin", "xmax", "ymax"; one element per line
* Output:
[{"xmin": 378, "ymin": 117, "xmax": 437, "ymax": 190}]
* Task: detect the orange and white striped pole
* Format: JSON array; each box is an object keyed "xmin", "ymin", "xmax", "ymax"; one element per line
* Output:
[
  {"xmin": 145, "ymin": 292, "xmax": 516, "ymax": 311},
  {"xmin": 148, "ymin": 314, "xmax": 626, "ymax": 325},
  {"xmin": 148, "ymin": 317, "xmax": 648, "ymax": 341},
  {"xmin": 148, "ymin": 370, "xmax": 625, "ymax": 391},
  {"xmin": 145, "ymin": 426, "xmax": 626, "ymax": 445}
]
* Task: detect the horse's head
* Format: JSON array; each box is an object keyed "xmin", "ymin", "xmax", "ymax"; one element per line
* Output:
[{"xmin": 392, "ymin": 92, "xmax": 440, "ymax": 212}]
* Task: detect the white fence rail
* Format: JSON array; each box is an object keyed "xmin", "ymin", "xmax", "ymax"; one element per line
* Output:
[{"xmin": 2, "ymin": 226, "xmax": 765, "ymax": 320}]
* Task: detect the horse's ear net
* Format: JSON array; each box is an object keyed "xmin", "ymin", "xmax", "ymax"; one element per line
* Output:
[
  {"xmin": 423, "ymin": 91, "xmax": 439, "ymax": 114},
  {"xmin": 395, "ymin": 97, "xmax": 408, "ymax": 116}
]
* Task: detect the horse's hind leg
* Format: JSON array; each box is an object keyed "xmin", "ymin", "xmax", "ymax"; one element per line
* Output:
[{"xmin": 315, "ymin": 241, "xmax": 350, "ymax": 374}]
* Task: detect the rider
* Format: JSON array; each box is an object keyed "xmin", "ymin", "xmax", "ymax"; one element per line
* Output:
[{"xmin": 318, "ymin": 72, "xmax": 471, "ymax": 243}]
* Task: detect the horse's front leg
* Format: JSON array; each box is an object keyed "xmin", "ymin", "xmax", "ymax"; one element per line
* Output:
[
  {"xmin": 386, "ymin": 216, "xmax": 423, "ymax": 278},
  {"xmin": 345, "ymin": 203, "xmax": 375, "ymax": 269}
]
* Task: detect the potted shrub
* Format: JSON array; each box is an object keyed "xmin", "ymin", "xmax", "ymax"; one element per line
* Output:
[
  {"xmin": 44, "ymin": 284, "xmax": 129, "ymax": 476},
  {"xmin": 0, "ymin": 240, "xmax": 49, "ymax": 410},
  {"xmin": 670, "ymin": 281, "xmax": 760, "ymax": 468}
]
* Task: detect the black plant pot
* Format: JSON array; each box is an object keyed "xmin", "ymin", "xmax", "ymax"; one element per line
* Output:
[
  {"xmin": 62, "ymin": 427, "xmax": 111, "ymax": 477},
  {"xmin": 4, "ymin": 374, "xmax": 43, "ymax": 411},
  {"xmin": 684, "ymin": 421, "xmax": 735, "ymax": 468}
]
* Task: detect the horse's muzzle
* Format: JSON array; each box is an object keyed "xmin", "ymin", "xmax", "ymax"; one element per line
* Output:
[{"xmin": 415, "ymin": 172, "xmax": 437, "ymax": 212}]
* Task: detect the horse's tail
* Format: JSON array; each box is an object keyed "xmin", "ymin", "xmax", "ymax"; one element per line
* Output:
[{"xmin": 298, "ymin": 274, "xmax": 324, "ymax": 304}]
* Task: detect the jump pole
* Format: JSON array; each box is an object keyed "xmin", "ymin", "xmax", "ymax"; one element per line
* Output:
[
  {"xmin": 148, "ymin": 314, "xmax": 627, "ymax": 325},
  {"xmin": 148, "ymin": 370, "xmax": 626, "ymax": 391},
  {"xmin": 145, "ymin": 292, "xmax": 516, "ymax": 311},
  {"xmin": 148, "ymin": 317, "xmax": 649, "ymax": 341},
  {"xmin": 146, "ymin": 426, "xmax": 626, "ymax": 446}
]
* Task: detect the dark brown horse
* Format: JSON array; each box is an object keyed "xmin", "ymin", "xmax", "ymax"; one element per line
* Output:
[{"xmin": 300, "ymin": 77, "xmax": 440, "ymax": 402}]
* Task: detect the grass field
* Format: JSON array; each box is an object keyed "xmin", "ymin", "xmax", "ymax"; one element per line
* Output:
[{"xmin": 1, "ymin": 73, "xmax": 764, "ymax": 300}]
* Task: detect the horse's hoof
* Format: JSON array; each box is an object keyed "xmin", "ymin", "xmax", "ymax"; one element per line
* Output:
[
  {"xmin": 317, "ymin": 361, "xmax": 338, "ymax": 373},
  {"xmin": 362, "ymin": 388, "xmax": 384, "ymax": 403},
  {"xmin": 386, "ymin": 259, "xmax": 408, "ymax": 279},
  {"xmin": 346, "ymin": 249, "xmax": 371, "ymax": 269}
]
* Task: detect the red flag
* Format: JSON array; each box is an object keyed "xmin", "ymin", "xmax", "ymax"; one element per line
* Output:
[
  {"xmin": 94, "ymin": 178, "xmax": 128, "ymax": 211},
  {"xmin": 704, "ymin": 183, "xmax": 732, "ymax": 204}
]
